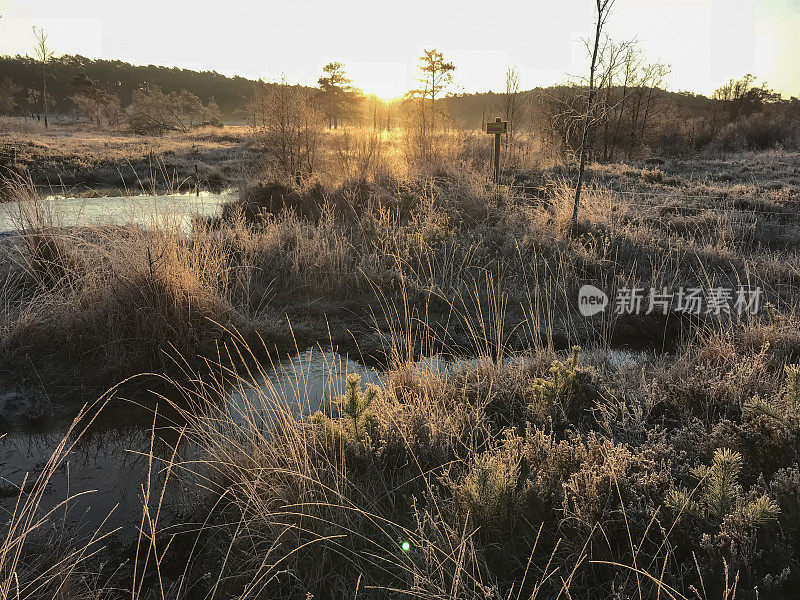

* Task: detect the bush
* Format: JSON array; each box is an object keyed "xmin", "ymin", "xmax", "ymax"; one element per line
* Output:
[
  {"xmin": 527, "ymin": 346, "xmax": 600, "ymax": 427},
  {"xmin": 713, "ymin": 111, "xmax": 800, "ymax": 151},
  {"xmin": 311, "ymin": 373, "xmax": 380, "ymax": 456}
]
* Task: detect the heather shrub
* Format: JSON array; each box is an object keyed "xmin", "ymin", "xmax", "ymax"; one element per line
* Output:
[{"xmin": 450, "ymin": 432, "xmax": 521, "ymax": 532}]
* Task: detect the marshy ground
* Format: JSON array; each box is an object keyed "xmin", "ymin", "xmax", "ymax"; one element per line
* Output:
[
  {"xmin": 0, "ymin": 120, "xmax": 250, "ymax": 196},
  {"xmin": 1, "ymin": 124, "xmax": 800, "ymax": 599}
]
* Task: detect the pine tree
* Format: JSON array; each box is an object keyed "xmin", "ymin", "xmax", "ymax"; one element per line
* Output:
[
  {"xmin": 317, "ymin": 62, "xmax": 363, "ymax": 129},
  {"xmin": 666, "ymin": 448, "xmax": 779, "ymax": 526}
]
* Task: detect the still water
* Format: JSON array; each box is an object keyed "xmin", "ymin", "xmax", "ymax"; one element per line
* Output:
[
  {"xmin": 0, "ymin": 190, "xmax": 232, "ymax": 235},
  {"xmin": 1, "ymin": 345, "xmax": 653, "ymax": 545},
  {"xmin": 0, "ymin": 349, "xmax": 381, "ymax": 542}
]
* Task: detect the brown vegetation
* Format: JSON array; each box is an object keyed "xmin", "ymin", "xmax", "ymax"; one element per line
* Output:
[{"xmin": 1, "ymin": 65, "xmax": 799, "ymax": 598}]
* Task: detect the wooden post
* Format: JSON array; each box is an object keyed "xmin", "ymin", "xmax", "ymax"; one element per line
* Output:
[
  {"xmin": 493, "ymin": 117, "xmax": 501, "ymax": 184},
  {"xmin": 195, "ymin": 164, "xmax": 199, "ymax": 196},
  {"xmin": 486, "ymin": 118, "xmax": 507, "ymax": 185}
]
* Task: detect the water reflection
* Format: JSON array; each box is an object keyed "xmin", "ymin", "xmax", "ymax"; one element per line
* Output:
[
  {"xmin": 225, "ymin": 348, "xmax": 383, "ymax": 421},
  {"xmin": 0, "ymin": 348, "xmax": 381, "ymax": 541},
  {"xmin": 0, "ymin": 400, "xmax": 181, "ymax": 542}
]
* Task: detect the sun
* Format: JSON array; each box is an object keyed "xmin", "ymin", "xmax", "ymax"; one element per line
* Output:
[{"xmin": 344, "ymin": 62, "xmax": 409, "ymax": 103}]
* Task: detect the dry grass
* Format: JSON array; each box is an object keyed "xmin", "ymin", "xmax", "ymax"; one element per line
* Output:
[
  {"xmin": 0, "ymin": 120, "xmax": 248, "ymax": 197},
  {"xmin": 5, "ymin": 311, "xmax": 799, "ymax": 598},
  {"xmin": 0, "ymin": 120, "xmax": 245, "ymax": 162},
  {"xmin": 3, "ymin": 146, "xmax": 800, "ymax": 387},
  {"xmin": 2, "ymin": 133, "xmax": 800, "ymax": 598}
]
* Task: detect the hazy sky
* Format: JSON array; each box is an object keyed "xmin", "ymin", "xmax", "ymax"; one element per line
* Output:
[{"xmin": 0, "ymin": 0, "xmax": 798, "ymax": 99}]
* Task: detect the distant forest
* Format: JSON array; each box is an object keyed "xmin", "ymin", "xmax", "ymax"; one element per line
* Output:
[
  {"xmin": 0, "ymin": 53, "xmax": 781, "ymax": 126},
  {"xmin": 0, "ymin": 54, "xmax": 255, "ymax": 119},
  {"xmin": 1, "ymin": 53, "xmax": 798, "ymax": 156},
  {"xmin": 443, "ymin": 86, "xmax": 722, "ymax": 130}
]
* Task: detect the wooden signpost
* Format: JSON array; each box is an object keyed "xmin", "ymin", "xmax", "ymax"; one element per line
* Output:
[{"xmin": 486, "ymin": 117, "xmax": 507, "ymax": 184}]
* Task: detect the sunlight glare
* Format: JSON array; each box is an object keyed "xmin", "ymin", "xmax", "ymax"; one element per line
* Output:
[{"xmin": 333, "ymin": 61, "xmax": 409, "ymax": 101}]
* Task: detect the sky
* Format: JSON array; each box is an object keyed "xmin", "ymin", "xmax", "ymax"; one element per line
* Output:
[{"xmin": 0, "ymin": 0, "xmax": 798, "ymax": 100}]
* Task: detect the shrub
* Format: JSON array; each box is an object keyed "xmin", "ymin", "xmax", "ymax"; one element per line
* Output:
[
  {"xmin": 713, "ymin": 111, "xmax": 800, "ymax": 151},
  {"xmin": 451, "ymin": 435, "xmax": 520, "ymax": 532},
  {"xmin": 640, "ymin": 167, "xmax": 664, "ymax": 183},
  {"xmin": 311, "ymin": 373, "xmax": 380, "ymax": 455},
  {"xmin": 666, "ymin": 448, "xmax": 785, "ymax": 592},
  {"xmin": 527, "ymin": 346, "xmax": 599, "ymax": 427},
  {"xmin": 745, "ymin": 363, "xmax": 800, "ymax": 426}
]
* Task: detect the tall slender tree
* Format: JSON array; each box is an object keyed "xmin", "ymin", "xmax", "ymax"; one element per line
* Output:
[
  {"xmin": 32, "ymin": 27, "xmax": 53, "ymax": 128},
  {"xmin": 572, "ymin": 0, "xmax": 616, "ymax": 233},
  {"xmin": 414, "ymin": 49, "xmax": 455, "ymax": 135},
  {"xmin": 404, "ymin": 49, "xmax": 455, "ymax": 159}
]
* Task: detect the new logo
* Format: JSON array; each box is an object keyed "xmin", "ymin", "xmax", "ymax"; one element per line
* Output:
[{"xmin": 578, "ymin": 285, "xmax": 609, "ymax": 317}]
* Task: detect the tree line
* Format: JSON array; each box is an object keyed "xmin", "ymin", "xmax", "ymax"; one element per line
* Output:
[
  {"xmin": 0, "ymin": 43, "xmax": 797, "ymax": 157},
  {"xmin": 0, "ymin": 53, "xmax": 253, "ymax": 119}
]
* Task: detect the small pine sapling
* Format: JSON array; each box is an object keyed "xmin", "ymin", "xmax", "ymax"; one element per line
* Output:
[
  {"xmin": 666, "ymin": 448, "xmax": 779, "ymax": 526},
  {"xmin": 311, "ymin": 374, "xmax": 380, "ymax": 452},
  {"xmin": 744, "ymin": 363, "xmax": 800, "ymax": 425}
]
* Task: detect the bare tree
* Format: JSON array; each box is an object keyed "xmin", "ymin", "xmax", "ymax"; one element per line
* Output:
[
  {"xmin": 571, "ymin": 0, "xmax": 616, "ymax": 233},
  {"xmin": 597, "ymin": 40, "xmax": 627, "ymax": 162},
  {"xmin": 125, "ymin": 87, "xmax": 220, "ymax": 133},
  {"xmin": 26, "ymin": 88, "xmax": 41, "ymax": 121},
  {"xmin": 32, "ymin": 27, "xmax": 54, "ymax": 128},
  {"xmin": 249, "ymin": 78, "xmax": 323, "ymax": 178},
  {"xmin": 607, "ymin": 46, "xmax": 640, "ymax": 161},
  {"xmin": 636, "ymin": 62, "xmax": 670, "ymax": 147},
  {"xmin": 539, "ymin": 39, "xmax": 668, "ymax": 163},
  {"xmin": 500, "ymin": 66, "xmax": 523, "ymax": 161}
]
